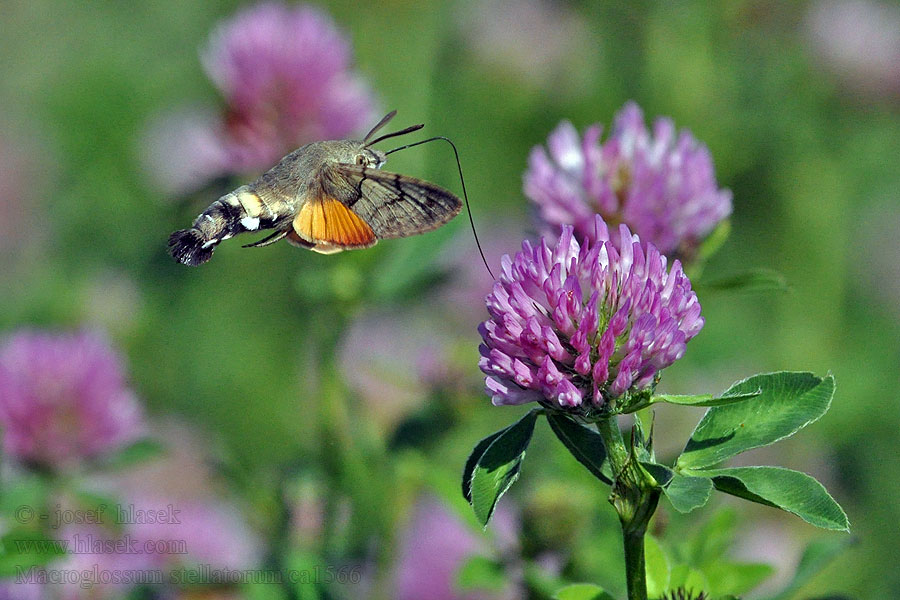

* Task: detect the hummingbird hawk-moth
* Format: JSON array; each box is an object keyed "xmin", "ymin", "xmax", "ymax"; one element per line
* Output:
[{"xmin": 167, "ymin": 111, "xmax": 463, "ymax": 266}]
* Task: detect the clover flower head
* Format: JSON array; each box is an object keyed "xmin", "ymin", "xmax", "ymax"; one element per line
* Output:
[
  {"xmin": 524, "ymin": 102, "xmax": 731, "ymax": 261},
  {"xmin": 0, "ymin": 330, "xmax": 144, "ymax": 469},
  {"xmin": 478, "ymin": 217, "xmax": 704, "ymax": 414}
]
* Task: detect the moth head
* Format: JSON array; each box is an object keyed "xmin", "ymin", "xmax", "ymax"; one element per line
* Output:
[{"xmin": 354, "ymin": 147, "xmax": 386, "ymax": 169}]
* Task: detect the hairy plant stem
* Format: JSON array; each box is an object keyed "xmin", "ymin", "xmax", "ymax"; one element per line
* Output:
[{"xmin": 596, "ymin": 416, "xmax": 660, "ymax": 600}]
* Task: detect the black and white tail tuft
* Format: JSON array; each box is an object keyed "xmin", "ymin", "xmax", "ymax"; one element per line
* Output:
[{"xmin": 168, "ymin": 229, "xmax": 215, "ymax": 266}]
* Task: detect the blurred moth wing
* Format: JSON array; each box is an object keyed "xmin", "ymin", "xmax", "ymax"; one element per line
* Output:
[{"xmin": 167, "ymin": 111, "xmax": 462, "ymax": 265}]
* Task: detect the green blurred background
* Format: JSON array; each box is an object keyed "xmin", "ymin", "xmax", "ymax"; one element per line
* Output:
[{"xmin": 1, "ymin": 1, "xmax": 898, "ymax": 598}]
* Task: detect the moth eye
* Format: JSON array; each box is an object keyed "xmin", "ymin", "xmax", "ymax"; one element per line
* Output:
[{"xmin": 355, "ymin": 154, "xmax": 367, "ymax": 166}]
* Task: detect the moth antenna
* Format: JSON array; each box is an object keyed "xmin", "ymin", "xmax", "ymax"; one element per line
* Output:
[
  {"xmin": 385, "ymin": 136, "xmax": 495, "ymax": 279},
  {"xmin": 363, "ymin": 110, "xmax": 398, "ymax": 143},
  {"xmin": 366, "ymin": 123, "xmax": 424, "ymax": 147}
]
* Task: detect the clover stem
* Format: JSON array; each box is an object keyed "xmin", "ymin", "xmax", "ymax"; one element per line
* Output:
[{"xmin": 596, "ymin": 416, "xmax": 659, "ymax": 600}]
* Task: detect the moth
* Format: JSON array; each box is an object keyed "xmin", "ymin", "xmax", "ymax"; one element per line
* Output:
[{"xmin": 168, "ymin": 111, "xmax": 462, "ymax": 266}]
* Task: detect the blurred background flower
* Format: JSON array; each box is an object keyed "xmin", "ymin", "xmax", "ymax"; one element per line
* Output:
[
  {"xmin": 105, "ymin": 420, "xmax": 263, "ymax": 573},
  {"xmin": 144, "ymin": 1, "xmax": 378, "ymax": 195},
  {"xmin": 804, "ymin": 0, "xmax": 900, "ymax": 99},
  {"xmin": 393, "ymin": 495, "xmax": 518, "ymax": 600},
  {"xmin": 524, "ymin": 102, "xmax": 731, "ymax": 264},
  {"xmin": 456, "ymin": 0, "xmax": 598, "ymax": 96},
  {"xmin": 338, "ymin": 310, "xmax": 460, "ymax": 438},
  {"xmin": 39, "ymin": 420, "xmax": 261, "ymax": 599},
  {"xmin": 126, "ymin": 495, "xmax": 261, "ymax": 573},
  {"xmin": 0, "ymin": 580, "xmax": 44, "ymax": 600},
  {"xmin": 142, "ymin": 106, "xmax": 231, "ymax": 197},
  {"xmin": 0, "ymin": 129, "xmax": 46, "ymax": 256},
  {"xmin": 0, "ymin": 330, "xmax": 144, "ymax": 471}
]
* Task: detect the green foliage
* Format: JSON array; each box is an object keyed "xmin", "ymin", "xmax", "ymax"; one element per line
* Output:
[
  {"xmin": 456, "ymin": 555, "xmax": 507, "ymax": 593},
  {"xmin": 696, "ymin": 220, "xmax": 731, "ymax": 265},
  {"xmin": 547, "ymin": 413, "xmax": 611, "ymax": 484},
  {"xmin": 763, "ymin": 536, "xmax": 855, "ymax": 600},
  {"xmin": 694, "ymin": 467, "xmax": 848, "ymax": 531},
  {"xmin": 466, "ymin": 409, "xmax": 538, "ymax": 526},
  {"xmin": 642, "ymin": 464, "xmax": 713, "ymax": 514},
  {"xmin": 696, "ymin": 268, "xmax": 790, "ymax": 294},
  {"xmin": 624, "ymin": 372, "xmax": 848, "ymax": 533},
  {"xmin": 656, "ymin": 510, "xmax": 775, "ymax": 598},
  {"xmin": 667, "ymin": 565, "xmax": 709, "ymax": 598},
  {"xmin": 0, "ymin": 528, "xmax": 67, "ymax": 576},
  {"xmin": 678, "ymin": 372, "xmax": 834, "ymax": 470},
  {"xmin": 704, "ymin": 561, "xmax": 775, "ymax": 598},
  {"xmin": 648, "ymin": 388, "xmax": 761, "ymax": 408},
  {"xmin": 93, "ymin": 438, "xmax": 166, "ymax": 470},
  {"xmin": 462, "ymin": 426, "xmax": 508, "ymax": 503},
  {"xmin": 552, "ymin": 583, "xmax": 616, "ymax": 600},
  {"xmin": 645, "ymin": 535, "xmax": 671, "ymax": 598}
]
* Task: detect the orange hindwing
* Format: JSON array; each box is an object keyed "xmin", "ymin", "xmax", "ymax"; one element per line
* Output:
[{"xmin": 292, "ymin": 196, "xmax": 377, "ymax": 251}]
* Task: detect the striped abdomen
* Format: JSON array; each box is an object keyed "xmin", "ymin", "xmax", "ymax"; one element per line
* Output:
[{"xmin": 167, "ymin": 186, "xmax": 284, "ymax": 266}]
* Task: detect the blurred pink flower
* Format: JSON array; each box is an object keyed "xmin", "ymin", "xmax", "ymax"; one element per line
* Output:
[
  {"xmin": 146, "ymin": 2, "xmax": 378, "ymax": 194},
  {"xmin": 338, "ymin": 310, "xmax": 462, "ymax": 434},
  {"xmin": 0, "ymin": 330, "xmax": 144, "ymax": 470},
  {"xmin": 142, "ymin": 107, "xmax": 231, "ymax": 196},
  {"xmin": 13, "ymin": 497, "xmax": 258, "ymax": 600},
  {"xmin": 0, "ymin": 126, "xmax": 49, "ymax": 262},
  {"xmin": 393, "ymin": 496, "xmax": 516, "ymax": 600},
  {"xmin": 805, "ymin": 0, "xmax": 900, "ymax": 98},
  {"xmin": 103, "ymin": 422, "xmax": 263, "ymax": 573},
  {"xmin": 0, "ymin": 581, "xmax": 44, "ymax": 600},
  {"xmin": 23, "ymin": 421, "xmax": 264, "ymax": 598},
  {"xmin": 127, "ymin": 495, "xmax": 261, "ymax": 572},
  {"xmin": 52, "ymin": 523, "xmax": 155, "ymax": 600},
  {"xmin": 458, "ymin": 0, "xmax": 597, "ymax": 92},
  {"xmin": 525, "ymin": 102, "xmax": 731, "ymax": 262},
  {"xmin": 109, "ymin": 419, "xmax": 220, "ymax": 499}
]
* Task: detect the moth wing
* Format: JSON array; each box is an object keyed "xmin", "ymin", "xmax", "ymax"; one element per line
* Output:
[
  {"xmin": 326, "ymin": 164, "xmax": 462, "ymax": 239},
  {"xmin": 291, "ymin": 194, "xmax": 377, "ymax": 250}
]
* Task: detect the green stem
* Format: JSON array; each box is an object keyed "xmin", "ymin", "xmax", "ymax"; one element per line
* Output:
[
  {"xmin": 623, "ymin": 530, "xmax": 647, "ymax": 600},
  {"xmin": 596, "ymin": 415, "xmax": 628, "ymax": 472},
  {"xmin": 596, "ymin": 416, "xmax": 657, "ymax": 600}
]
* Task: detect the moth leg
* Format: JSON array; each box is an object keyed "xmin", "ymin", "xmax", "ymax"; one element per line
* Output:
[{"xmin": 242, "ymin": 229, "xmax": 290, "ymax": 248}]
